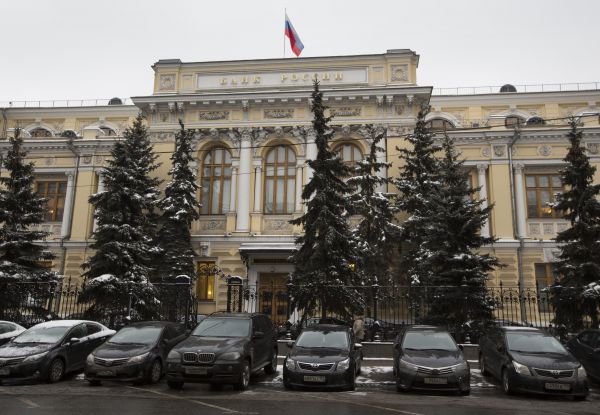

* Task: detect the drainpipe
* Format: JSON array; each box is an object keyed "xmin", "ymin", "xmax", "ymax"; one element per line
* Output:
[
  {"xmin": 59, "ymin": 138, "xmax": 81, "ymax": 277},
  {"xmin": 1, "ymin": 108, "xmax": 7, "ymax": 139},
  {"xmin": 507, "ymin": 128, "xmax": 527, "ymax": 323}
]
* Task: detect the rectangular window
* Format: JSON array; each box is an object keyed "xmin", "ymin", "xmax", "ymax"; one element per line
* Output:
[
  {"xmin": 525, "ymin": 174, "xmax": 562, "ymax": 218},
  {"xmin": 197, "ymin": 262, "xmax": 215, "ymax": 301},
  {"xmin": 535, "ymin": 263, "xmax": 558, "ymax": 312},
  {"xmin": 36, "ymin": 180, "xmax": 67, "ymax": 222}
]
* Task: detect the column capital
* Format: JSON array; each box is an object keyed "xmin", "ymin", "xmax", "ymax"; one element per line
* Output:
[
  {"xmin": 513, "ymin": 163, "xmax": 525, "ymax": 174},
  {"xmin": 476, "ymin": 163, "xmax": 489, "ymax": 173}
]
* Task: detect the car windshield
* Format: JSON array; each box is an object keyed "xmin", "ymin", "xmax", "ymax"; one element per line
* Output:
[
  {"xmin": 506, "ymin": 332, "xmax": 568, "ymax": 354},
  {"xmin": 296, "ymin": 331, "xmax": 349, "ymax": 349},
  {"xmin": 0, "ymin": 323, "xmax": 15, "ymax": 334},
  {"xmin": 12, "ymin": 325, "xmax": 70, "ymax": 344},
  {"xmin": 192, "ymin": 318, "xmax": 250, "ymax": 338},
  {"xmin": 402, "ymin": 331, "xmax": 458, "ymax": 351},
  {"xmin": 108, "ymin": 326, "xmax": 163, "ymax": 345}
]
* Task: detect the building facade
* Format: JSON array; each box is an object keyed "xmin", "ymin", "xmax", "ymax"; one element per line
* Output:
[{"xmin": 1, "ymin": 49, "xmax": 599, "ymax": 322}]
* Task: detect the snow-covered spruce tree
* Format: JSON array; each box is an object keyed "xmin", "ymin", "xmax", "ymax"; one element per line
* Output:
[
  {"xmin": 154, "ymin": 121, "xmax": 200, "ymax": 282},
  {"xmin": 0, "ymin": 129, "xmax": 57, "ymax": 316},
  {"xmin": 551, "ymin": 118, "xmax": 600, "ymax": 330},
  {"xmin": 289, "ymin": 80, "xmax": 364, "ymax": 320},
  {"xmin": 80, "ymin": 114, "xmax": 162, "ymax": 320},
  {"xmin": 393, "ymin": 107, "xmax": 442, "ymax": 289},
  {"xmin": 347, "ymin": 125, "xmax": 400, "ymax": 287},
  {"xmin": 418, "ymin": 134, "xmax": 500, "ymax": 329}
]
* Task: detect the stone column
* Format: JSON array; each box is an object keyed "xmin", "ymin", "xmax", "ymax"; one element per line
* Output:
[
  {"xmin": 92, "ymin": 172, "xmax": 105, "ymax": 234},
  {"xmin": 236, "ymin": 131, "xmax": 252, "ymax": 232},
  {"xmin": 295, "ymin": 163, "xmax": 304, "ymax": 212},
  {"xmin": 513, "ymin": 163, "xmax": 527, "ymax": 239},
  {"xmin": 477, "ymin": 164, "xmax": 490, "ymax": 238},
  {"xmin": 60, "ymin": 171, "xmax": 76, "ymax": 238},
  {"xmin": 229, "ymin": 166, "xmax": 238, "ymax": 213},
  {"xmin": 305, "ymin": 128, "xmax": 317, "ymax": 182},
  {"xmin": 253, "ymin": 165, "xmax": 262, "ymax": 213}
]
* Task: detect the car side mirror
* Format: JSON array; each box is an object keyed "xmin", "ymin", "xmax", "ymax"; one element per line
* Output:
[
  {"xmin": 287, "ymin": 341, "xmax": 295, "ymax": 349},
  {"xmin": 69, "ymin": 338, "xmax": 80, "ymax": 345},
  {"xmin": 253, "ymin": 331, "xmax": 264, "ymax": 339},
  {"xmin": 458, "ymin": 344, "xmax": 464, "ymax": 351},
  {"xmin": 354, "ymin": 343, "xmax": 363, "ymax": 350}
]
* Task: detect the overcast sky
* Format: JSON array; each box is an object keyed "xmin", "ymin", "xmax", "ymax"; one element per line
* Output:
[{"xmin": 1, "ymin": 0, "xmax": 599, "ymax": 102}]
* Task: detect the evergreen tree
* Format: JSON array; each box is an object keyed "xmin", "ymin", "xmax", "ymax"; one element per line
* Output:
[
  {"xmin": 552, "ymin": 118, "xmax": 600, "ymax": 329},
  {"xmin": 154, "ymin": 121, "xmax": 200, "ymax": 281},
  {"xmin": 347, "ymin": 125, "xmax": 400, "ymax": 287},
  {"xmin": 417, "ymin": 134, "xmax": 500, "ymax": 329},
  {"xmin": 80, "ymin": 114, "xmax": 162, "ymax": 319},
  {"xmin": 289, "ymin": 81, "xmax": 364, "ymax": 320},
  {"xmin": 0, "ymin": 129, "xmax": 57, "ymax": 315},
  {"xmin": 393, "ymin": 108, "xmax": 441, "ymax": 287}
]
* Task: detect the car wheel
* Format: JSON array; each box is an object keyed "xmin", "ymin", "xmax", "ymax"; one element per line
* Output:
[
  {"xmin": 264, "ymin": 349, "xmax": 277, "ymax": 375},
  {"xmin": 47, "ymin": 358, "xmax": 65, "ymax": 383},
  {"xmin": 479, "ymin": 354, "xmax": 489, "ymax": 376},
  {"xmin": 146, "ymin": 359, "xmax": 162, "ymax": 384},
  {"xmin": 395, "ymin": 379, "xmax": 405, "ymax": 392},
  {"xmin": 88, "ymin": 380, "xmax": 101, "ymax": 387},
  {"xmin": 167, "ymin": 380, "xmax": 184, "ymax": 389},
  {"xmin": 283, "ymin": 376, "xmax": 293, "ymax": 390},
  {"xmin": 346, "ymin": 366, "xmax": 356, "ymax": 391},
  {"xmin": 234, "ymin": 360, "xmax": 250, "ymax": 391},
  {"xmin": 501, "ymin": 368, "xmax": 513, "ymax": 395},
  {"xmin": 460, "ymin": 389, "xmax": 471, "ymax": 396}
]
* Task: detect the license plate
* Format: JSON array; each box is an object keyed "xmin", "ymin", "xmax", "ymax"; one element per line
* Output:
[
  {"xmin": 303, "ymin": 375, "xmax": 326, "ymax": 383},
  {"xmin": 185, "ymin": 367, "xmax": 208, "ymax": 375},
  {"xmin": 424, "ymin": 377, "xmax": 448, "ymax": 384},
  {"xmin": 0, "ymin": 368, "xmax": 9, "ymax": 376},
  {"xmin": 97, "ymin": 370, "xmax": 115, "ymax": 377},
  {"xmin": 545, "ymin": 382, "xmax": 571, "ymax": 391}
]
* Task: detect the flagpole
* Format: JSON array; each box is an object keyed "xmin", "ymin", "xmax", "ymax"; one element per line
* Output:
[{"xmin": 283, "ymin": 8, "xmax": 286, "ymax": 58}]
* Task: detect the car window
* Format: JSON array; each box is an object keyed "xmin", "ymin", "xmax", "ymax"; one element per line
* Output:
[
  {"xmin": 0, "ymin": 323, "xmax": 15, "ymax": 334},
  {"xmin": 192, "ymin": 318, "xmax": 250, "ymax": 338},
  {"xmin": 86, "ymin": 323, "xmax": 101, "ymax": 336},
  {"xmin": 69, "ymin": 324, "xmax": 87, "ymax": 340},
  {"xmin": 589, "ymin": 333, "xmax": 600, "ymax": 349},
  {"xmin": 13, "ymin": 325, "xmax": 71, "ymax": 344},
  {"xmin": 402, "ymin": 331, "xmax": 458, "ymax": 351},
  {"xmin": 296, "ymin": 330, "xmax": 349, "ymax": 349},
  {"xmin": 506, "ymin": 332, "xmax": 568, "ymax": 354}
]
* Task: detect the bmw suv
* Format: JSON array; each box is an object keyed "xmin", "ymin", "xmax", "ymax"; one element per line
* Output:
[{"xmin": 165, "ymin": 313, "xmax": 278, "ymax": 390}]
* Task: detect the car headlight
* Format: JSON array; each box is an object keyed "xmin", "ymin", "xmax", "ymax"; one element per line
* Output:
[
  {"xmin": 336, "ymin": 358, "xmax": 350, "ymax": 372},
  {"xmin": 398, "ymin": 358, "xmax": 418, "ymax": 370},
  {"xmin": 86, "ymin": 354, "xmax": 94, "ymax": 365},
  {"xmin": 512, "ymin": 360, "xmax": 531, "ymax": 376},
  {"xmin": 23, "ymin": 352, "xmax": 48, "ymax": 363},
  {"xmin": 219, "ymin": 352, "xmax": 242, "ymax": 361},
  {"xmin": 167, "ymin": 350, "xmax": 181, "ymax": 361},
  {"xmin": 453, "ymin": 361, "xmax": 469, "ymax": 372},
  {"xmin": 577, "ymin": 365, "xmax": 587, "ymax": 378},
  {"xmin": 127, "ymin": 352, "xmax": 150, "ymax": 363},
  {"xmin": 285, "ymin": 358, "xmax": 296, "ymax": 370}
]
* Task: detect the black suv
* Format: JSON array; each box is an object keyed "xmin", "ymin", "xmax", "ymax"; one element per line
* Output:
[{"xmin": 165, "ymin": 313, "xmax": 278, "ymax": 390}]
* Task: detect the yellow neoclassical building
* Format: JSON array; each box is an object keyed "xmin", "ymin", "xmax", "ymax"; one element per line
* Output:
[{"xmin": 1, "ymin": 49, "xmax": 599, "ymax": 321}]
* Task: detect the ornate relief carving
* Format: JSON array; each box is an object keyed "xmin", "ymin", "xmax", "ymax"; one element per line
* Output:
[
  {"xmin": 330, "ymin": 107, "xmax": 361, "ymax": 117},
  {"xmin": 264, "ymin": 109, "xmax": 294, "ymax": 119},
  {"xmin": 82, "ymin": 154, "xmax": 93, "ymax": 165},
  {"xmin": 150, "ymin": 131, "xmax": 174, "ymax": 142},
  {"xmin": 493, "ymin": 145, "xmax": 506, "ymax": 157},
  {"xmin": 556, "ymin": 222, "xmax": 569, "ymax": 233},
  {"xmin": 390, "ymin": 65, "xmax": 408, "ymax": 82},
  {"xmin": 44, "ymin": 157, "xmax": 55, "ymax": 166},
  {"xmin": 159, "ymin": 112, "xmax": 170, "ymax": 123},
  {"xmin": 200, "ymin": 220, "xmax": 226, "ymax": 230},
  {"xmin": 198, "ymin": 111, "xmax": 229, "ymax": 121},
  {"xmin": 94, "ymin": 155, "xmax": 104, "ymax": 164},
  {"xmin": 587, "ymin": 142, "xmax": 599, "ymax": 154},
  {"xmin": 542, "ymin": 223, "xmax": 554, "ymax": 235},
  {"xmin": 264, "ymin": 219, "xmax": 292, "ymax": 231},
  {"xmin": 529, "ymin": 223, "xmax": 541, "ymax": 235},
  {"xmin": 481, "ymin": 147, "xmax": 491, "ymax": 158},
  {"xmin": 159, "ymin": 74, "xmax": 176, "ymax": 91},
  {"xmin": 538, "ymin": 145, "xmax": 552, "ymax": 157},
  {"xmin": 395, "ymin": 105, "xmax": 405, "ymax": 115}
]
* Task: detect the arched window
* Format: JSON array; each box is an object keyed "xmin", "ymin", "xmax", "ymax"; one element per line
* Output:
[
  {"xmin": 426, "ymin": 118, "xmax": 455, "ymax": 131},
  {"xmin": 264, "ymin": 145, "xmax": 296, "ymax": 214},
  {"xmin": 201, "ymin": 147, "xmax": 232, "ymax": 215},
  {"xmin": 30, "ymin": 127, "xmax": 53, "ymax": 138},
  {"xmin": 334, "ymin": 142, "xmax": 363, "ymax": 167}
]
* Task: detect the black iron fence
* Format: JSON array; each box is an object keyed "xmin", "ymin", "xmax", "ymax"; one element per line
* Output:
[
  {"xmin": 227, "ymin": 280, "xmax": 599, "ymax": 341},
  {"xmin": 0, "ymin": 277, "xmax": 199, "ymax": 329}
]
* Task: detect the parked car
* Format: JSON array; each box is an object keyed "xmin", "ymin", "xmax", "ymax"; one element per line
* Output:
[
  {"xmin": 84, "ymin": 321, "xmax": 187, "ymax": 385},
  {"xmin": 165, "ymin": 312, "xmax": 278, "ymax": 390},
  {"xmin": 0, "ymin": 321, "xmax": 26, "ymax": 346},
  {"xmin": 393, "ymin": 325, "xmax": 470, "ymax": 395},
  {"xmin": 0, "ymin": 320, "xmax": 114, "ymax": 384},
  {"xmin": 283, "ymin": 324, "xmax": 362, "ymax": 390},
  {"xmin": 288, "ymin": 317, "xmax": 350, "ymax": 339},
  {"xmin": 479, "ymin": 326, "xmax": 589, "ymax": 398},
  {"xmin": 567, "ymin": 329, "xmax": 600, "ymax": 383}
]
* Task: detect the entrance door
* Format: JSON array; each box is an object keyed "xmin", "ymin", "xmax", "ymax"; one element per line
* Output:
[{"xmin": 258, "ymin": 273, "xmax": 288, "ymax": 325}]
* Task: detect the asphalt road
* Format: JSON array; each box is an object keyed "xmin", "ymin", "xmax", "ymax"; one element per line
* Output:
[{"xmin": 0, "ymin": 372, "xmax": 598, "ymax": 415}]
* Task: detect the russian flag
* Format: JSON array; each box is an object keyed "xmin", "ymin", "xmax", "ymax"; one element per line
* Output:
[{"xmin": 285, "ymin": 13, "xmax": 304, "ymax": 57}]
